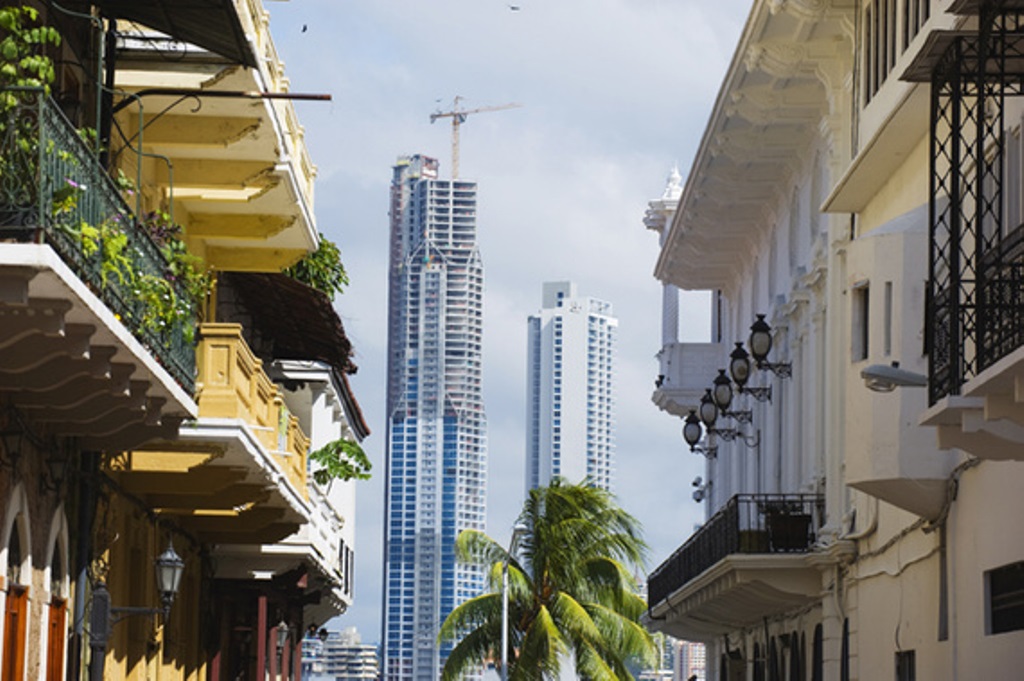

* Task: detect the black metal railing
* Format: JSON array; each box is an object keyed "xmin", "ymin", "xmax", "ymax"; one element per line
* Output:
[
  {"xmin": 647, "ymin": 494, "xmax": 824, "ymax": 608},
  {"xmin": 928, "ymin": 6, "xmax": 1024, "ymax": 404},
  {"xmin": 0, "ymin": 88, "xmax": 195, "ymax": 392}
]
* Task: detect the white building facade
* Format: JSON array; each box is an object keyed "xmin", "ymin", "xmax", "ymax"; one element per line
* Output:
[
  {"xmin": 644, "ymin": 1, "xmax": 1024, "ymax": 679},
  {"xmin": 526, "ymin": 281, "xmax": 618, "ymax": 492},
  {"xmin": 382, "ymin": 155, "xmax": 487, "ymax": 680}
]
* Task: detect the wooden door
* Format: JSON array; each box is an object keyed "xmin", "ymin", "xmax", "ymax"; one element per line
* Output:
[
  {"xmin": 46, "ymin": 598, "xmax": 66, "ymax": 681},
  {"xmin": 2, "ymin": 586, "xmax": 28, "ymax": 681}
]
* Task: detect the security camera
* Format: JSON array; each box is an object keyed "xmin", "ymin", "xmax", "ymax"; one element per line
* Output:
[
  {"xmin": 860, "ymin": 362, "xmax": 927, "ymax": 392},
  {"xmin": 692, "ymin": 488, "xmax": 706, "ymax": 502},
  {"xmin": 692, "ymin": 476, "xmax": 702, "ymax": 487}
]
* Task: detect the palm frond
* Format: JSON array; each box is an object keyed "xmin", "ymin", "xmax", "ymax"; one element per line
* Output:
[
  {"xmin": 512, "ymin": 604, "xmax": 566, "ymax": 681},
  {"xmin": 584, "ymin": 601, "xmax": 657, "ymax": 667},
  {"xmin": 439, "ymin": 592, "xmax": 502, "ymax": 642},
  {"xmin": 441, "ymin": 621, "xmax": 501, "ymax": 681}
]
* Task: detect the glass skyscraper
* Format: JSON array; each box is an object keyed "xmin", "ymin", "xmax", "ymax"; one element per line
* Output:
[
  {"xmin": 381, "ymin": 155, "xmax": 487, "ymax": 680},
  {"xmin": 526, "ymin": 281, "xmax": 617, "ymax": 493}
]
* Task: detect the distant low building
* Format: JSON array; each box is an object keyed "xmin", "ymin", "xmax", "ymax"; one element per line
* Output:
[{"xmin": 321, "ymin": 627, "xmax": 380, "ymax": 681}]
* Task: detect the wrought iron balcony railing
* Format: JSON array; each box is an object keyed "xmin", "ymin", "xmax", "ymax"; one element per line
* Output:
[
  {"xmin": 0, "ymin": 87, "xmax": 196, "ymax": 392},
  {"xmin": 927, "ymin": 7, "xmax": 1024, "ymax": 404},
  {"xmin": 647, "ymin": 493, "xmax": 824, "ymax": 608}
]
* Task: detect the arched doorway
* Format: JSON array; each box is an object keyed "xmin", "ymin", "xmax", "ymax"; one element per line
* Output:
[
  {"xmin": 44, "ymin": 510, "xmax": 69, "ymax": 681},
  {"xmin": 2, "ymin": 510, "xmax": 29, "ymax": 681}
]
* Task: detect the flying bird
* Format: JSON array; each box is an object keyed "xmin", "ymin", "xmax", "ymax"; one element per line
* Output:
[{"xmin": 508, "ymin": 4, "xmax": 520, "ymax": 10}]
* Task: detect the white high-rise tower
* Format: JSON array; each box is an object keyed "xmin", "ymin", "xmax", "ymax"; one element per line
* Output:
[
  {"xmin": 526, "ymin": 281, "xmax": 617, "ymax": 492},
  {"xmin": 382, "ymin": 155, "xmax": 487, "ymax": 680}
]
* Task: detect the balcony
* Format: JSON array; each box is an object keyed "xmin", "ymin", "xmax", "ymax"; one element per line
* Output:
[
  {"xmin": 114, "ymin": 323, "xmax": 312, "ymax": 545},
  {"xmin": 193, "ymin": 323, "xmax": 309, "ymax": 496},
  {"xmin": 112, "ymin": 0, "xmax": 320, "ymax": 273},
  {"xmin": 652, "ymin": 342, "xmax": 724, "ymax": 418},
  {"xmin": 916, "ymin": 4, "xmax": 1024, "ymax": 461},
  {"xmin": 0, "ymin": 88, "xmax": 197, "ymax": 447},
  {"xmin": 646, "ymin": 494, "xmax": 824, "ymax": 642}
]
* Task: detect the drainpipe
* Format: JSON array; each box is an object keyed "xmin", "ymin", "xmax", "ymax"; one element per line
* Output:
[{"xmin": 68, "ymin": 451, "xmax": 99, "ymax": 681}]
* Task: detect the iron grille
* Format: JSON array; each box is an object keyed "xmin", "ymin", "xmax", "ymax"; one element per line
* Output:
[
  {"xmin": 0, "ymin": 88, "xmax": 196, "ymax": 392},
  {"xmin": 929, "ymin": 3, "xmax": 1024, "ymax": 404},
  {"xmin": 647, "ymin": 493, "xmax": 824, "ymax": 609}
]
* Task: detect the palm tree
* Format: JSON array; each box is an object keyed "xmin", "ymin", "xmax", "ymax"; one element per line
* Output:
[{"xmin": 439, "ymin": 477, "xmax": 656, "ymax": 680}]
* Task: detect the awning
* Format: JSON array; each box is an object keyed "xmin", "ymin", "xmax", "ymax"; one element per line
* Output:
[
  {"xmin": 85, "ymin": 0, "xmax": 257, "ymax": 67},
  {"xmin": 225, "ymin": 273, "xmax": 358, "ymax": 377}
]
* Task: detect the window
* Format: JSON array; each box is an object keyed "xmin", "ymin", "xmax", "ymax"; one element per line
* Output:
[
  {"xmin": 895, "ymin": 650, "xmax": 915, "ymax": 681},
  {"xmin": 841, "ymin": 619, "xmax": 850, "ymax": 681},
  {"xmin": 852, "ymin": 282, "xmax": 870, "ymax": 361},
  {"xmin": 884, "ymin": 281, "xmax": 893, "ymax": 356},
  {"xmin": 987, "ymin": 561, "xmax": 1024, "ymax": 634},
  {"xmin": 811, "ymin": 625, "xmax": 823, "ymax": 681}
]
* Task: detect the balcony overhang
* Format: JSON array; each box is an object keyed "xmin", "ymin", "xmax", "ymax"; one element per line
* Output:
[
  {"xmin": 113, "ymin": 62, "xmax": 319, "ymax": 272},
  {"xmin": 646, "ymin": 554, "xmax": 820, "ymax": 642},
  {"xmin": 79, "ymin": 0, "xmax": 257, "ymax": 67},
  {"xmin": 207, "ymin": 485, "xmax": 352, "ymax": 618},
  {"xmin": 654, "ymin": 3, "xmax": 851, "ymax": 293},
  {"xmin": 922, "ymin": 344, "xmax": 1024, "ymax": 460},
  {"xmin": 116, "ymin": 419, "xmax": 312, "ymax": 545},
  {"xmin": 0, "ymin": 246, "xmax": 196, "ymax": 451}
]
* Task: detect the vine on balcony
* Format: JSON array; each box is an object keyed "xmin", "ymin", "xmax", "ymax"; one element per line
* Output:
[
  {"xmin": 0, "ymin": 5, "xmax": 60, "ymax": 96},
  {"xmin": 54, "ymin": 180, "xmax": 212, "ymax": 341}
]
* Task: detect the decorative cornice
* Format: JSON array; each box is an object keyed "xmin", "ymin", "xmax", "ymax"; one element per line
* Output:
[{"xmin": 768, "ymin": 0, "xmax": 829, "ymax": 21}]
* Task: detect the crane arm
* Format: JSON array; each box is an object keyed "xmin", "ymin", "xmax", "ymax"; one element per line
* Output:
[
  {"xmin": 430, "ymin": 102, "xmax": 522, "ymax": 122},
  {"xmin": 429, "ymin": 99, "xmax": 522, "ymax": 178}
]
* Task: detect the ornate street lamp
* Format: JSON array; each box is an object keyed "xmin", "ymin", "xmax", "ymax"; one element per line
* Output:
[
  {"xmin": 729, "ymin": 342, "xmax": 772, "ymax": 403},
  {"xmin": 712, "ymin": 370, "xmax": 752, "ymax": 423},
  {"xmin": 276, "ymin": 619, "xmax": 291, "ymax": 651},
  {"xmin": 749, "ymin": 314, "xmax": 792, "ymax": 378},
  {"xmin": 712, "ymin": 369, "xmax": 734, "ymax": 411},
  {"xmin": 88, "ymin": 541, "xmax": 186, "ymax": 681},
  {"xmin": 683, "ymin": 410, "xmax": 716, "ymax": 458},
  {"xmin": 154, "ymin": 542, "xmax": 185, "ymax": 614},
  {"xmin": 698, "ymin": 390, "xmax": 718, "ymax": 428}
]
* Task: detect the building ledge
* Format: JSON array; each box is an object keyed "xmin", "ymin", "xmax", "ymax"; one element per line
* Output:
[
  {"xmin": 922, "ymin": 345, "xmax": 1024, "ymax": 460},
  {"xmin": 646, "ymin": 553, "xmax": 820, "ymax": 642}
]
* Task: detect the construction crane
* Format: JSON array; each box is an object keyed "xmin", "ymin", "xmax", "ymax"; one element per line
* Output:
[{"xmin": 430, "ymin": 96, "xmax": 521, "ymax": 179}]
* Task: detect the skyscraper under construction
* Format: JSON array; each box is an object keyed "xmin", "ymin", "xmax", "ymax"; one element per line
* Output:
[{"xmin": 381, "ymin": 154, "xmax": 487, "ymax": 680}]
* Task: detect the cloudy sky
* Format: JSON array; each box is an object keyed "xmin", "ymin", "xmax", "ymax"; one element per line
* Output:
[{"xmin": 264, "ymin": 0, "xmax": 752, "ymax": 641}]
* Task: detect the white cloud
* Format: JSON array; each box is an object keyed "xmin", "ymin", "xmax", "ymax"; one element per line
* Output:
[{"xmin": 267, "ymin": 0, "xmax": 752, "ymax": 642}]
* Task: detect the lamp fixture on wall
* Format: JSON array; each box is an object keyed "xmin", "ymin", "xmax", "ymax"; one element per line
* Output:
[
  {"xmin": 712, "ymin": 370, "xmax": 752, "ymax": 423},
  {"xmin": 748, "ymin": 314, "xmax": 792, "ymax": 378},
  {"xmin": 0, "ymin": 427, "xmax": 22, "ymax": 472},
  {"xmin": 729, "ymin": 343, "xmax": 772, "ymax": 403},
  {"xmin": 276, "ymin": 619, "xmax": 291, "ymax": 651},
  {"xmin": 683, "ymin": 410, "xmax": 717, "ymax": 458},
  {"xmin": 0, "ymin": 405, "xmax": 26, "ymax": 472},
  {"xmin": 88, "ymin": 541, "xmax": 186, "ymax": 680},
  {"xmin": 697, "ymin": 391, "xmax": 757, "ymax": 447},
  {"xmin": 39, "ymin": 449, "xmax": 70, "ymax": 494}
]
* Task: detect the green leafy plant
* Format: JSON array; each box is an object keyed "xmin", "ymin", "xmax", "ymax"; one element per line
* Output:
[
  {"xmin": 0, "ymin": 5, "xmax": 60, "ymax": 96},
  {"xmin": 308, "ymin": 438, "xmax": 372, "ymax": 486},
  {"xmin": 135, "ymin": 211, "xmax": 212, "ymax": 342},
  {"xmin": 283, "ymin": 234, "xmax": 349, "ymax": 298},
  {"xmin": 0, "ymin": 6, "xmax": 61, "ymax": 210},
  {"xmin": 53, "ymin": 184, "xmax": 210, "ymax": 342}
]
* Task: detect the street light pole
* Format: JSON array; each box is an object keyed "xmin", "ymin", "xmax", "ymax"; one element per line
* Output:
[
  {"xmin": 500, "ymin": 524, "xmax": 527, "ymax": 681},
  {"xmin": 501, "ymin": 559, "xmax": 510, "ymax": 681}
]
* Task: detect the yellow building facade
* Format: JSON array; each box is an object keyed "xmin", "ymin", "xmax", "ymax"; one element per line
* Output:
[{"xmin": 0, "ymin": 1, "xmax": 365, "ymax": 680}]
